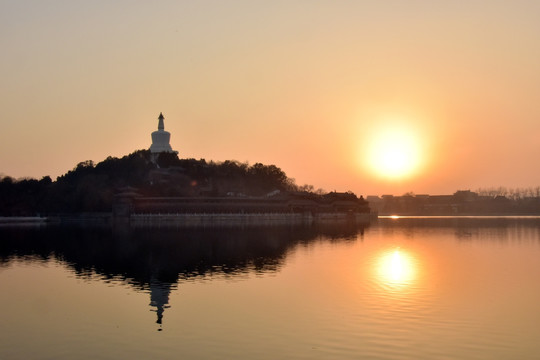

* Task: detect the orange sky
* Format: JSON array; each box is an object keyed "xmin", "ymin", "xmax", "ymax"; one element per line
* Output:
[{"xmin": 1, "ymin": 1, "xmax": 539, "ymax": 196}]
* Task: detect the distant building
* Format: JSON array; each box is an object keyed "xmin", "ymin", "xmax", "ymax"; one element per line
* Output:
[{"xmin": 149, "ymin": 112, "xmax": 178, "ymax": 155}]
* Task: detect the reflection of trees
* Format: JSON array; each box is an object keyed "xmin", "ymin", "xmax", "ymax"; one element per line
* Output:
[{"xmin": 0, "ymin": 223, "xmax": 367, "ymax": 328}]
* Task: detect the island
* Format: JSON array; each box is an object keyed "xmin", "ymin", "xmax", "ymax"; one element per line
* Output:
[{"xmin": 0, "ymin": 149, "xmax": 371, "ymax": 225}]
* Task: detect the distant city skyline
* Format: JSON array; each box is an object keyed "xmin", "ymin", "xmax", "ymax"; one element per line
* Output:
[{"xmin": 1, "ymin": 1, "xmax": 539, "ymax": 196}]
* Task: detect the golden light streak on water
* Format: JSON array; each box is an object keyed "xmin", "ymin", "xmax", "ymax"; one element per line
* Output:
[{"xmin": 376, "ymin": 248, "xmax": 417, "ymax": 289}]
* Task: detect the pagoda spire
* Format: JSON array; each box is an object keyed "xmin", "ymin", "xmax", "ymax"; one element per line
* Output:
[{"xmin": 158, "ymin": 112, "xmax": 164, "ymax": 130}]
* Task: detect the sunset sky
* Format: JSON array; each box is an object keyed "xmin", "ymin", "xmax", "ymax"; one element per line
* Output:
[{"xmin": 1, "ymin": 0, "xmax": 539, "ymax": 196}]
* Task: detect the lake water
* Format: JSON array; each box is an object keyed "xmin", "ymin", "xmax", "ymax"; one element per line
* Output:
[{"xmin": 1, "ymin": 217, "xmax": 540, "ymax": 359}]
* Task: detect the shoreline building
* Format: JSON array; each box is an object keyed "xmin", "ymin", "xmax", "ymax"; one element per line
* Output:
[{"xmin": 149, "ymin": 112, "xmax": 177, "ymax": 156}]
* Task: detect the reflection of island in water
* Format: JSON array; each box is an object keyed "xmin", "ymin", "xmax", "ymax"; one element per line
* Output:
[{"xmin": 0, "ymin": 223, "xmax": 367, "ymax": 329}]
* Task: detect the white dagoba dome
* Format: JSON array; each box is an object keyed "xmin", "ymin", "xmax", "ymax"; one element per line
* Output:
[{"xmin": 149, "ymin": 112, "xmax": 176, "ymax": 154}]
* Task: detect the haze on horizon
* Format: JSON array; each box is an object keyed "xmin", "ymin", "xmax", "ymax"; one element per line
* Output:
[{"xmin": 1, "ymin": 0, "xmax": 539, "ymax": 196}]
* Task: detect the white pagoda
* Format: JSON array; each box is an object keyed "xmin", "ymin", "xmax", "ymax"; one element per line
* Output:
[{"xmin": 149, "ymin": 112, "xmax": 177, "ymax": 154}]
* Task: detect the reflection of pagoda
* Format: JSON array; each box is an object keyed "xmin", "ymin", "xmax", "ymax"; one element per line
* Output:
[
  {"xmin": 149, "ymin": 280, "xmax": 172, "ymax": 331},
  {"xmin": 0, "ymin": 224, "xmax": 369, "ymax": 331}
]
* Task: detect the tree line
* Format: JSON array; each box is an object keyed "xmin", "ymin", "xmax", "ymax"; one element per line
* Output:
[
  {"xmin": 371, "ymin": 189, "xmax": 540, "ymax": 215},
  {"xmin": 476, "ymin": 187, "xmax": 540, "ymax": 200},
  {"xmin": 0, "ymin": 150, "xmax": 323, "ymax": 216}
]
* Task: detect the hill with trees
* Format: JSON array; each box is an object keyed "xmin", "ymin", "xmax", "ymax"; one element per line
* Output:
[{"xmin": 0, "ymin": 150, "xmax": 344, "ymax": 216}]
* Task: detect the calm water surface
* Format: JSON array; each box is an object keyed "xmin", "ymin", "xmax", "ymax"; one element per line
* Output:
[{"xmin": 1, "ymin": 217, "xmax": 540, "ymax": 359}]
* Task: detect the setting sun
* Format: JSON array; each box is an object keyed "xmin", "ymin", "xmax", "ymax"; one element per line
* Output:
[{"xmin": 364, "ymin": 123, "xmax": 424, "ymax": 180}]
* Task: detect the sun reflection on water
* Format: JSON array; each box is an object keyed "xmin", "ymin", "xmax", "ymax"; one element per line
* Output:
[{"xmin": 376, "ymin": 248, "xmax": 417, "ymax": 289}]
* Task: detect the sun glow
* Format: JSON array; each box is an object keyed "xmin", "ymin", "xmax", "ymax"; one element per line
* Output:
[
  {"xmin": 367, "ymin": 127, "xmax": 422, "ymax": 179},
  {"xmin": 360, "ymin": 118, "xmax": 427, "ymax": 180},
  {"xmin": 376, "ymin": 249, "xmax": 417, "ymax": 287}
]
